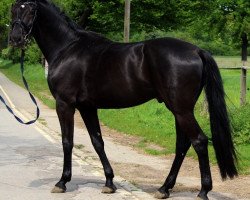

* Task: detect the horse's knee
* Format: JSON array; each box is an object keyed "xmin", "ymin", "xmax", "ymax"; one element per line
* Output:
[
  {"xmin": 91, "ymin": 136, "xmax": 104, "ymax": 152},
  {"xmin": 191, "ymin": 134, "xmax": 208, "ymax": 155},
  {"xmin": 62, "ymin": 140, "xmax": 73, "ymax": 152}
]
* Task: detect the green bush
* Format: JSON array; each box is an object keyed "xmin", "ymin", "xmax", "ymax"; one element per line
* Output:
[
  {"xmin": 197, "ymin": 40, "xmax": 238, "ymax": 56},
  {"xmin": 1, "ymin": 47, "xmax": 20, "ymax": 63},
  {"xmin": 1, "ymin": 41, "xmax": 42, "ymax": 64},
  {"xmin": 25, "ymin": 42, "xmax": 42, "ymax": 64},
  {"xmin": 231, "ymin": 105, "xmax": 250, "ymax": 145}
]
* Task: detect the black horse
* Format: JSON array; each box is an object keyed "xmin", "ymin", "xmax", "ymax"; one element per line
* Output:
[{"xmin": 9, "ymin": 0, "xmax": 238, "ymax": 199}]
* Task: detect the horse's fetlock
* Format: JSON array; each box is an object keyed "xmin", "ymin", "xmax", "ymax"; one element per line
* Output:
[
  {"xmin": 105, "ymin": 170, "xmax": 114, "ymax": 179},
  {"xmin": 63, "ymin": 171, "xmax": 72, "ymax": 181},
  {"xmin": 202, "ymin": 177, "xmax": 213, "ymax": 191}
]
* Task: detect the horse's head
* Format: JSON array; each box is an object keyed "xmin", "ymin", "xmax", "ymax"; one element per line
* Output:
[{"xmin": 10, "ymin": 0, "xmax": 37, "ymax": 48}]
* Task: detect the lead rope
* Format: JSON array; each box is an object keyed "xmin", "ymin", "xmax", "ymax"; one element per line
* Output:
[{"xmin": 0, "ymin": 49, "xmax": 40, "ymax": 125}]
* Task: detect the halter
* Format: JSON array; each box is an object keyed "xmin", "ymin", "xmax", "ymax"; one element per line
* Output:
[{"xmin": 11, "ymin": 1, "xmax": 37, "ymax": 44}]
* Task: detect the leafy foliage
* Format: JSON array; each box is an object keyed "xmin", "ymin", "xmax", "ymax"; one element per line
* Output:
[
  {"xmin": 231, "ymin": 105, "xmax": 250, "ymax": 145},
  {"xmin": 0, "ymin": 0, "xmax": 12, "ymax": 49},
  {"xmin": 1, "ymin": 46, "xmax": 19, "ymax": 63},
  {"xmin": 25, "ymin": 42, "xmax": 42, "ymax": 64}
]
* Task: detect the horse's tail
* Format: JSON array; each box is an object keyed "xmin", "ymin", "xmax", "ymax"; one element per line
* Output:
[{"xmin": 199, "ymin": 50, "xmax": 238, "ymax": 179}]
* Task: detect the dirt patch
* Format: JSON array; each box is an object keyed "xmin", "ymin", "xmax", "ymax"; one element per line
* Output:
[
  {"xmin": 101, "ymin": 125, "xmax": 250, "ymax": 199},
  {"xmin": 74, "ymin": 112, "xmax": 250, "ymax": 199},
  {"xmin": 101, "ymin": 123, "xmax": 142, "ymax": 148}
]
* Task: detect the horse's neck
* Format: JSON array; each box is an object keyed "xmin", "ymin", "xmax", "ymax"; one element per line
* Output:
[{"xmin": 32, "ymin": 2, "xmax": 78, "ymax": 64}]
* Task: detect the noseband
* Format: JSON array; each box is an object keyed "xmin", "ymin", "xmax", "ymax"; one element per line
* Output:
[{"xmin": 12, "ymin": 1, "xmax": 37, "ymax": 43}]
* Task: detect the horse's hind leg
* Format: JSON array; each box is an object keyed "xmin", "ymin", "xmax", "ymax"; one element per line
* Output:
[
  {"xmin": 178, "ymin": 113, "xmax": 212, "ymax": 200},
  {"xmin": 51, "ymin": 99, "xmax": 75, "ymax": 193},
  {"xmin": 156, "ymin": 112, "xmax": 212, "ymax": 200},
  {"xmin": 79, "ymin": 107, "xmax": 116, "ymax": 193},
  {"xmin": 155, "ymin": 119, "xmax": 191, "ymax": 199}
]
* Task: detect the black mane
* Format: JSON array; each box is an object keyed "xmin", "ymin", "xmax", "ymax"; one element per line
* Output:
[
  {"xmin": 45, "ymin": 0, "xmax": 83, "ymax": 33},
  {"xmin": 44, "ymin": 0, "xmax": 108, "ymax": 41}
]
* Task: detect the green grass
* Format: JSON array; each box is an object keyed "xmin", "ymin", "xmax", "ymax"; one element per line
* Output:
[
  {"xmin": 0, "ymin": 56, "xmax": 249, "ymax": 174},
  {"xmin": 0, "ymin": 58, "xmax": 55, "ymax": 108},
  {"xmin": 236, "ymin": 145, "xmax": 250, "ymax": 174},
  {"xmin": 222, "ymin": 69, "xmax": 250, "ymax": 106},
  {"xmin": 99, "ymin": 100, "xmax": 177, "ymax": 153}
]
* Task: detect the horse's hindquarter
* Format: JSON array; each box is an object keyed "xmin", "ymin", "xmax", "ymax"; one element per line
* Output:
[
  {"xmin": 92, "ymin": 43, "xmax": 156, "ymax": 108},
  {"xmin": 143, "ymin": 38, "xmax": 204, "ymax": 111}
]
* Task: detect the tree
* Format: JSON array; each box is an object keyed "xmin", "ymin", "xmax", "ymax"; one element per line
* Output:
[
  {"xmin": 55, "ymin": 0, "xmax": 188, "ymax": 35},
  {"xmin": 124, "ymin": 0, "xmax": 130, "ymax": 42},
  {"xmin": 0, "ymin": 0, "xmax": 13, "ymax": 50},
  {"xmin": 188, "ymin": 0, "xmax": 249, "ymax": 53},
  {"xmin": 209, "ymin": 0, "xmax": 249, "ymax": 105}
]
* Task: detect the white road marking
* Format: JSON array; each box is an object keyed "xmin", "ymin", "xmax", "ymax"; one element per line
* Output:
[
  {"xmin": 0, "ymin": 85, "xmax": 15, "ymax": 108},
  {"xmin": 0, "ymin": 84, "xmax": 56, "ymax": 143}
]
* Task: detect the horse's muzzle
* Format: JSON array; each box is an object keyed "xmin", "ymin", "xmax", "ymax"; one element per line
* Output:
[
  {"xmin": 9, "ymin": 36, "xmax": 26, "ymax": 48},
  {"xmin": 9, "ymin": 25, "xmax": 27, "ymax": 48}
]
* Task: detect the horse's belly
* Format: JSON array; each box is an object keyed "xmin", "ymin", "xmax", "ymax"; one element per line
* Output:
[{"xmin": 95, "ymin": 87, "xmax": 156, "ymax": 109}]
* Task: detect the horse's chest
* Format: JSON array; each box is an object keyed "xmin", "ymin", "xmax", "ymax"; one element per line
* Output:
[{"xmin": 47, "ymin": 68, "xmax": 89, "ymax": 104}]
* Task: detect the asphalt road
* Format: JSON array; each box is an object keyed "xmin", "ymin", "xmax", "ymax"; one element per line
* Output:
[{"xmin": 0, "ymin": 72, "xmax": 151, "ymax": 200}]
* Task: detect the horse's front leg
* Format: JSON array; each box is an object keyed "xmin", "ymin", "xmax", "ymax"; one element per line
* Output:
[
  {"xmin": 79, "ymin": 107, "xmax": 117, "ymax": 193},
  {"xmin": 51, "ymin": 99, "xmax": 75, "ymax": 193}
]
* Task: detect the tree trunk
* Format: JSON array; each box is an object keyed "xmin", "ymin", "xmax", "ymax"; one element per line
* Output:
[{"xmin": 124, "ymin": 0, "xmax": 131, "ymax": 43}]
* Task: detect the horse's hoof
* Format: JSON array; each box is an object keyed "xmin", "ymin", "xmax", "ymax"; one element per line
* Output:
[
  {"xmin": 51, "ymin": 186, "xmax": 65, "ymax": 193},
  {"xmin": 196, "ymin": 194, "xmax": 209, "ymax": 200},
  {"xmin": 102, "ymin": 185, "xmax": 117, "ymax": 194},
  {"xmin": 154, "ymin": 191, "xmax": 170, "ymax": 199}
]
